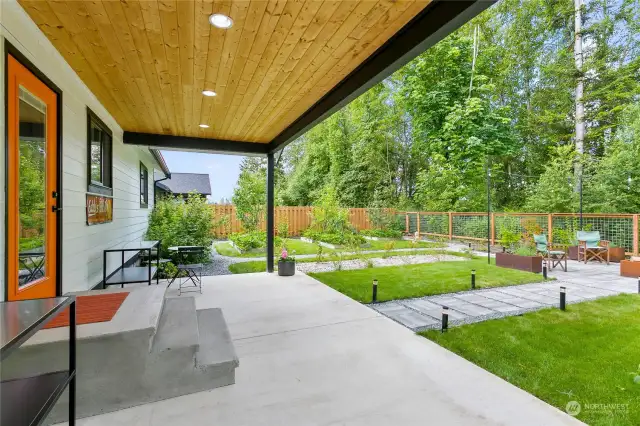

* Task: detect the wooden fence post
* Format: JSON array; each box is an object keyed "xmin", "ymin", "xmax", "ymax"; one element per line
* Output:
[
  {"xmin": 548, "ymin": 214, "xmax": 553, "ymax": 244},
  {"xmin": 490, "ymin": 213, "xmax": 495, "ymax": 245},
  {"xmin": 633, "ymin": 214, "xmax": 639, "ymax": 256},
  {"xmin": 405, "ymin": 213, "xmax": 409, "ymax": 234},
  {"xmin": 416, "ymin": 212, "xmax": 421, "ymax": 236},
  {"xmin": 448, "ymin": 212, "xmax": 453, "ymax": 240}
]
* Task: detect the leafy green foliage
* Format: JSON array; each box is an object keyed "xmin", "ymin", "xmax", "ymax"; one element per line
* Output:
[
  {"xmin": 232, "ymin": 158, "xmax": 266, "ymax": 231},
  {"xmin": 228, "ymin": 231, "xmax": 283, "ymax": 253},
  {"xmin": 145, "ymin": 194, "xmax": 213, "ymax": 258},
  {"xmin": 270, "ymin": 0, "xmax": 639, "ymax": 214},
  {"xmin": 309, "ymin": 187, "xmax": 351, "ymax": 234}
]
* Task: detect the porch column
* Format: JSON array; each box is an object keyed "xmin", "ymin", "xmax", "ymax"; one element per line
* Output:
[{"xmin": 266, "ymin": 152, "xmax": 275, "ymax": 272}]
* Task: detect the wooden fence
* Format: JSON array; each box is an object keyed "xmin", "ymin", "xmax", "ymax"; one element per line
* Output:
[
  {"xmin": 210, "ymin": 205, "xmax": 640, "ymax": 256},
  {"xmin": 210, "ymin": 205, "xmax": 372, "ymax": 237},
  {"xmin": 404, "ymin": 211, "xmax": 640, "ymax": 256}
]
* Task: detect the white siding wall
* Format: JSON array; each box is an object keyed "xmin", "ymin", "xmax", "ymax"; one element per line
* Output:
[{"xmin": 0, "ymin": 0, "xmax": 164, "ymax": 299}]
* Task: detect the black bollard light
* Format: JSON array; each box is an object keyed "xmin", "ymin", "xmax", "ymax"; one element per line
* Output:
[
  {"xmin": 372, "ymin": 279, "xmax": 378, "ymax": 303},
  {"xmin": 468, "ymin": 242, "xmax": 472, "ymax": 249},
  {"xmin": 471, "ymin": 269, "xmax": 476, "ymax": 289},
  {"xmin": 441, "ymin": 306, "xmax": 449, "ymax": 333},
  {"xmin": 560, "ymin": 286, "xmax": 566, "ymax": 311},
  {"xmin": 502, "ymin": 246, "xmax": 506, "ymax": 253},
  {"xmin": 542, "ymin": 260, "xmax": 548, "ymax": 280}
]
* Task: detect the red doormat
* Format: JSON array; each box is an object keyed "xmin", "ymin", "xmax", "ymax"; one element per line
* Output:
[{"xmin": 44, "ymin": 292, "xmax": 129, "ymax": 329}]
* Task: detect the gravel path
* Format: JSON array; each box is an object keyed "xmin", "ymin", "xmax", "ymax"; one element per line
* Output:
[
  {"xmin": 297, "ymin": 254, "xmax": 463, "ymax": 273},
  {"xmin": 201, "ymin": 243, "xmax": 245, "ymax": 276}
]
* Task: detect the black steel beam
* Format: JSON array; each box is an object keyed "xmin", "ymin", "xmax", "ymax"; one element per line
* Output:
[
  {"xmin": 123, "ymin": 131, "xmax": 269, "ymax": 155},
  {"xmin": 267, "ymin": 0, "xmax": 495, "ymax": 154},
  {"xmin": 266, "ymin": 153, "xmax": 275, "ymax": 273}
]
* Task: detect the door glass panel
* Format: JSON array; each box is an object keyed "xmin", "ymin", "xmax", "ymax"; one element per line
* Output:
[{"xmin": 17, "ymin": 86, "xmax": 47, "ymax": 287}]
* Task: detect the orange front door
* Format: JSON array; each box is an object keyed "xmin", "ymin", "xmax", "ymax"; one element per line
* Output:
[{"xmin": 7, "ymin": 55, "xmax": 59, "ymax": 301}]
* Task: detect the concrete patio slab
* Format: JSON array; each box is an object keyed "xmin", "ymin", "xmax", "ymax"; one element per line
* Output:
[{"xmin": 55, "ymin": 273, "xmax": 582, "ymax": 426}]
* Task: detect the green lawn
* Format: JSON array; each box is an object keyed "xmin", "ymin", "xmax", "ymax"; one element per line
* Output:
[
  {"xmin": 309, "ymin": 259, "xmax": 547, "ymax": 303},
  {"xmin": 228, "ymin": 250, "xmax": 471, "ymax": 274},
  {"xmin": 421, "ymin": 294, "xmax": 640, "ymax": 426},
  {"xmin": 215, "ymin": 238, "xmax": 327, "ymax": 258}
]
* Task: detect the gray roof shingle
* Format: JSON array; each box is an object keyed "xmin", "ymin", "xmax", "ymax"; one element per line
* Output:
[{"xmin": 157, "ymin": 173, "xmax": 211, "ymax": 196}]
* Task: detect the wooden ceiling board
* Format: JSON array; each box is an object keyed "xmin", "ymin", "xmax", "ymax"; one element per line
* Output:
[
  {"xmin": 18, "ymin": 0, "xmax": 432, "ymax": 143},
  {"xmin": 249, "ymin": 0, "xmax": 403, "ymax": 139},
  {"xmin": 225, "ymin": 0, "xmax": 306, "ymax": 139},
  {"xmin": 260, "ymin": 0, "xmax": 426, "ymax": 138}
]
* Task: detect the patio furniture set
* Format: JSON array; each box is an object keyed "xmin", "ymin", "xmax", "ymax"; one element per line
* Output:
[{"xmin": 534, "ymin": 231, "xmax": 638, "ymax": 276}]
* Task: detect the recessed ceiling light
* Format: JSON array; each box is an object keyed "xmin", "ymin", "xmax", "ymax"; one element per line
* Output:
[
  {"xmin": 202, "ymin": 90, "xmax": 217, "ymax": 97},
  {"xmin": 209, "ymin": 13, "xmax": 233, "ymax": 29},
  {"xmin": 199, "ymin": 124, "xmax": 210, "ymax": 128}
]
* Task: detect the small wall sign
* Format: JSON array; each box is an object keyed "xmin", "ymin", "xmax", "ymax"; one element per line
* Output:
[{"xmin": 86, "ymin": 194, "xmax": 113, "ymax": 225}]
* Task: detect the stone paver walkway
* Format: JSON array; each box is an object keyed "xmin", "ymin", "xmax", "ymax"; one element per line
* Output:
[{"xmin": 370, "ymin": 260, "xmax": 637, "ymax": 331}]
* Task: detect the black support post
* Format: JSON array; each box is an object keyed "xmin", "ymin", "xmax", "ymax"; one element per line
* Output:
[
  {"xmin": 266, "ymin": 152, "xmax": 275, "ymax": 273},
  {"xmin": 69, "ymin": 299, "xmax": 76, "ymax": 425}
]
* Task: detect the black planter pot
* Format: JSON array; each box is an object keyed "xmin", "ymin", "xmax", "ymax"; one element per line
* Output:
[{"xmin": 278, "ymin": 260, "xmax": 296, "ymax": 276}]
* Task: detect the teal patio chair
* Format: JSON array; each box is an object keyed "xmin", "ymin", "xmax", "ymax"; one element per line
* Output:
[
  {"xmin": 576, "ymin": 231, "xmax": 609, "ymax": 265},
  {"xmin": 534, "ymin": 234, "xmax": 567, "ymax": 271}
]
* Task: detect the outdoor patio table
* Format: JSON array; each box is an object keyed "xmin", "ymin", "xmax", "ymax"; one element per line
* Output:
[
  {"xmin": 102, "ymin": 240, "xmax": 160, "ymax": 288},
  {"xmin": 18, "ymin": 246, "xmax": 45, "ymax": 285}
]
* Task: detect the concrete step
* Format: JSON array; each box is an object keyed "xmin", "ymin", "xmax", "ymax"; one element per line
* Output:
[
  {"xmin": 151, "ymin": 296, "xmax": 199, "ymax": 354},
  {"xmin": 196, "ymin": 308, "xmax": 239, "ymax": 370}
]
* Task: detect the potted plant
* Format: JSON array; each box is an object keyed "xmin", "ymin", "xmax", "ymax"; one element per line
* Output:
[
  {"xmin": 277, "ymin": 248, "xmax": 296, "ymax": 276},
  {"xmin": 608, "ymin": 242, "xmax": 626, "ymax": 263},
  {"xmin": 496, "ymin": 241, "xmax": 543, "ymax": 273}
]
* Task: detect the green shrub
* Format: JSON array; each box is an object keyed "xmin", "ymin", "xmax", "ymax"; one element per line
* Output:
[
  {"xmin": 513, "ymin": 242, "xmax": 537, "ymax": 256},
  {"xmin": 145, "ymin": 193, "xmax": 214, "ymax": 259},
  {"xmin": 229, "ymin": 231, "xmax": 282, "ymax": 252},
  {"xmin": 309, "ymin": 188, "xmax": 351, "ymax": 234},
  {"xmin": 276, "ymin": 218, "xmax": 290, "ymax": 239}
]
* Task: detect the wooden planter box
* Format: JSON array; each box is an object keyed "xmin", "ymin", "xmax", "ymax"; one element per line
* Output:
[
  {"xmin": 496, "ymin": 252, "xmax": 543, "ymax": 273},
  {"xmin": 609, "ymin": 247, "xmax": 626, "ymax": 263},
  {"xmin": 568, "ymin": 246, "xmax": 579, "ymax": 261},
  {"xmin": 620, "ymin": 260, "xmax": 640, "ymax": 278}
]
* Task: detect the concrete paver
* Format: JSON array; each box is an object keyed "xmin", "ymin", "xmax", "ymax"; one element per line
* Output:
[{"xmin": 370, "ymin": 259, "xmax": 636, "ymax": 331}]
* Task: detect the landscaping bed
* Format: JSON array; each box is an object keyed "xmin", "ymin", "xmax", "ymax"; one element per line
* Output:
[
  {"xmin": 227, "ymin": 249, "xmax": 468, "ymax": 274},
  {"xmin": 215, "ymin": 237, "xmax": 323, "ymax": 257},
  {"xmin": 309, "ymin": 259, "xmax": 546, "ymax": 303},
  {"xmin": 421, "ymin": 294, "xmax": 640, "ymax": 426}
]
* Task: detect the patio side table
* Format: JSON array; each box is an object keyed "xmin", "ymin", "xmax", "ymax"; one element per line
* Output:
[
  {"xmin": 1, "ymin": 296, "xmax": 77, "ymax": 426},
  {"xmin": 103, "ymin": 240, "xmax": 161, "ymax": 288}
]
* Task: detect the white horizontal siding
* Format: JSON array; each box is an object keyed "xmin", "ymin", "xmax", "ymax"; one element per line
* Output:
[{"xmin": 0, "ymin": 0, "xmax": 165, "ymax": 299}]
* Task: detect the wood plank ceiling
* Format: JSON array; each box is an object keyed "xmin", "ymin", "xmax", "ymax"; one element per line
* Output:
[{"xmin": 18, "ymin": 0, "xmax": 430, "ymax": 144}]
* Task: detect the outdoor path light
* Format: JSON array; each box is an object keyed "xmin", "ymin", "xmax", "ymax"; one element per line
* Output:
[
  {"xmin": 441, "ymin": 306, "xmax": 449, "ymax": 332},
  {"xmin": 372, "ymin": 279, "xmax": 378, "ymax": 303},
  {"xmin": 560, "ymin": 286, "xmax": 566, "ymax": 311},
  {"xmin": 471, "ymin": 270, "xmax": 476, "ymax": 289},
  {"xmin": 543, "ymin": 260, "xmax": 548, "ymax": 280}
]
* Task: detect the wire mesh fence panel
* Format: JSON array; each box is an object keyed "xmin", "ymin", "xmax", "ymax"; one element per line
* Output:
[
  {"xmin": 419, "ymin": 213, "xmax": 449, "ymax": 236},
  {"xmin": 406, "ymin": 212, "xmax": 419, "ymax": 234},
  {"xmin": 494, "ymin": 214, "xmax": 549, "ymax": 243},
  {"xmin": 452, "ymin": 214, "xmax": 489, "ymax": 240},
  {"xmin": 551, "ymin": 214, "xmax": 635, "ymax": 253}
]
